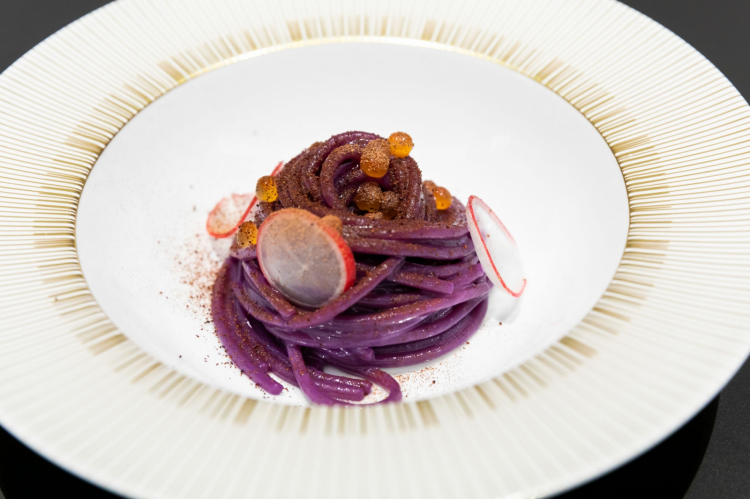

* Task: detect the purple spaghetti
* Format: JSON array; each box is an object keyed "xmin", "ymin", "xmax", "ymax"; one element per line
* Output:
[{"xmin": 211, "ymin": 131, "xmax": 491, "ymax": 404}]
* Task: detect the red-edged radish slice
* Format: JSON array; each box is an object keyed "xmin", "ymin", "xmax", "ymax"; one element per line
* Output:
[
  {"xmin": 206, "ymin": 193, "xmax": 255, "ymax": 238},
  {"xmin": 206, "ymin": 161, "xmax": 284, "ymax": 239},
  {"xmin": 257, "ymin": 208, "xmax": 355, "ymax": 308},
  {"xmin": 466, "ymin": 195, "xmax": 527, "ymax": 297}
]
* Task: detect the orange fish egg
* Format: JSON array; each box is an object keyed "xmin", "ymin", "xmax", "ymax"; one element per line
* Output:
[
  {"xmin": 256, "ymin": 175, "xmax": 278, "ymax": 203},
  {"xmin": 433, "ymin": 186, "xmax": 452, "ymax": 210},
  {"xmin": 361, "ymin": 139, "xmax": 391, "ymax": 178},
  {"xmin": 236, "ymin": 221, "xmax": 258, "ymax": 247},
  {"xmin": 388, "ymin": 131, "xmax": 414, "ymax": 158},
  {"xmin": 354, "ymin": 182, "xmax": 382, "ymax": 212}
]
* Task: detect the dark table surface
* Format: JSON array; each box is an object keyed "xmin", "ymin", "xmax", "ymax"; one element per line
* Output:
[{"xmin": 1, "ymin": 1, "xmax": 749, "ymax": 498}]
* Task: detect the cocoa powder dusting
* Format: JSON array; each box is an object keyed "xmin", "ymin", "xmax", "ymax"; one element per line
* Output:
[{"xmin": 172, "ymin": 233, "xmax": 222, "ymax": 331}]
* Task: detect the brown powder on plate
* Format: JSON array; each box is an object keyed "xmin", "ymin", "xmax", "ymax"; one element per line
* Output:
[{"xmin": 171, "ymin": 232, "xmax": 222, "ymax": 330}]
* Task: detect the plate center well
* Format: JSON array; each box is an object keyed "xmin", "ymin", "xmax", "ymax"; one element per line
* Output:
[{"xmin": 77, "ymin": 42, "xmax": 629, "ymax": 405}]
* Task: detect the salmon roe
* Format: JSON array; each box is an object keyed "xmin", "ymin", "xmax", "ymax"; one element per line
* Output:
[
  {"xmin": 422, "ymin": 180, "xmax": 437, "ymax": 194},
  {"xmin": 360, "ymin": 139, "xmax": 390, "ymax": 178},
  {"xmin": 433, "ymin": 186, "xmax": 452, "ymax": 210},
  {"xmin": 236, "ymin": 221, "xmax": 258, "ymax": 247},
  {"xmin": 256, "ymin": 175, "xmax": 278, "ymax": 203},
  {"xmin": 388, "ymin": 132, "xmax": 414, "ymax": 158},
  {"xmin": 354, "ymin": 182, "xmax": 382, "ymax": 212}
]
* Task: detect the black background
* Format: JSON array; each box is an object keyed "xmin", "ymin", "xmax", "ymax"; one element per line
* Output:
[{"xmin": 0, "ymin": 1, "xmax": 749, "ymax": 497}]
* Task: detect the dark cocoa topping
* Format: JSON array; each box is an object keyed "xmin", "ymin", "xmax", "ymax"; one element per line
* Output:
[
  {"xmin": 273, "ymin": 131, "xmax": 467, "ymax": 233},
  {"xmin": 380, "ymin": 191, "xmax": 399, "ymax": 220}
]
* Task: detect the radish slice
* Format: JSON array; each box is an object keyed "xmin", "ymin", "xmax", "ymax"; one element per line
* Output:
[
  {"xmin": 257, "ymin": 208, "xmax": 355, "ymax": 308},
  {"xmin": 466, "ymin": 195, "xmax": 527, "ymax": 297},
  {"xmin": 206, "ymin": 161, "xmax": 284, "ymax": 239},
  {"xmin": 206, "ymin": 193, "xmax": 255, "ymax": 238}
]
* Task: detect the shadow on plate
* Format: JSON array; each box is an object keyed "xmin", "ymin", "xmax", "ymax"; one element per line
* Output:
[{"xmin": 0, "ymin": 397, "xmax": 718, "ymax": 498}]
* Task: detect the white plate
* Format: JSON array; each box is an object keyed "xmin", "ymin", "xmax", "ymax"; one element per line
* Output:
[
  {"xmin": 76, "ymin": 41, "xmax": 628, "ymax": 405},
  {"xmin": 1, "ymin": 0, "xmax": 749, "ymax": 497}
]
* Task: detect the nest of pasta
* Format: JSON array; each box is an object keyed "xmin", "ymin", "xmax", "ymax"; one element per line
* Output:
[{"xmin": 212, "ymin": 131, "xmax": 491, "ymax": 404}]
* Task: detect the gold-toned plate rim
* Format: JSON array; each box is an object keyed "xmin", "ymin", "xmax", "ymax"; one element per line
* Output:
[{"xmin": 0, "ymin": 0, "xmax": 749, "ymax": 497}]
